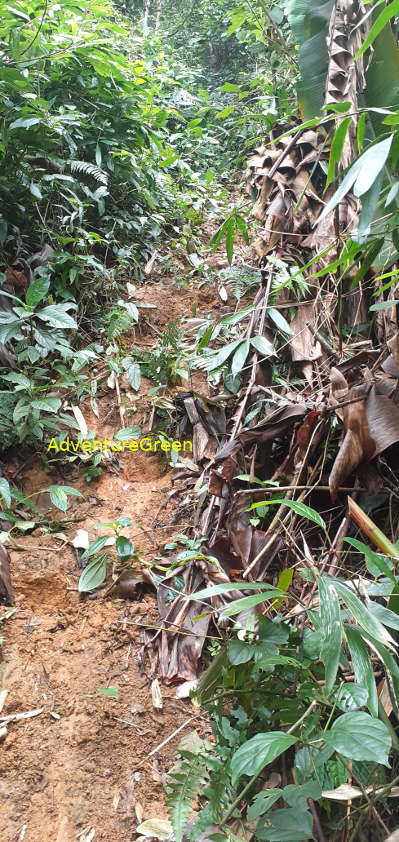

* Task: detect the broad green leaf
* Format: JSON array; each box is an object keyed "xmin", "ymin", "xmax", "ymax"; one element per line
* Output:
[
  {"xmin": 231, "ymin": 732, "xmax": 296, "ymax": 785},
  {"xmin": 9, "ymin": 117, "xmax": 41, "ymax": 130},
  {"xmin": 388, "ymin": 580, "xmax": 399, "ymax": 621},
  {"xmin": 319, "ymin": 136, "xmax": 393, "ymax": 221},
  {"xmin": 344, "ymin": 537, "xmax": 394, "ymax": 581},
  {"xmin": 220, "ymin": 82, "xmax": 241, "ymax": 92},
  {"xmin": 231, "ymin": 339, "xmax": 250, "ymax": 377},
  {"xmin": 319, "ymin": 164, "xmax": 361, "ymax": 222},
  {"xmin": 81, "ymin": 536, "xmax": 110, "ymax": 560},
  {"xmin": 256, "ymin": 806, "xmax": 313, "ymax": 841},
  {"xmin": 369, "ymin": 300, "xmax": 399, "ymax": 311},
  {"xmin": 247, "ymin": 790, "xmax": 282, "ymax": 820},
  {"xmin": 116, "ymin": 516, "xmax": 132, "ymax": 528},
  {"xmin": 324, "ymin": 102, "xmax": 352, "ymax": 114},
  {"xmin": 334, "ymin": 682, "xmax": 368, "ymax": 713},
  {"xmin": 250, "ymin": 335, "xmax": 275, "ymax": 356},
  {"xmin": 345, "ymin": 625, "xmax": 379, "ymax": 717},
  {"xmin": 49, "ymin": 487, "xmax": 68, "ymax": 511},
  {"xmin": 328, "ymin": 577, "xmax": 395, "ymax": 647},
  {"xmin": 226, "ymin": 10, "xmax": 247, "ymax": 35},
  {"xmin": 220, "ymin": 306, "xmax": 253, "ymax": 326},
  {"xmin": 123, "ymin": 361, "xmax": 141, "ymax": 391},
  {"xmin": 31, "ymin": 397, "xmax": 61, "ymax": 412},
  {"xmin": 7, "ymin": 6, "xmax": 30, "ymax": 21},
  {"xmin": 249, "ymin": 498, "xmax": 326, "ymax": 529},
  {"xmin": 368, "ymin": 601, "xmax": 399, "ymax": 631},
  {"xmin": 257, "ymin": 617, "xmax": 290, "ymax": 645},
  {"xmin": 324, "ymin": 711, "xmax": 391, "ymax": 765},
  {"xmin": 114, "ymin": 426, "xmax": 141, "ymax": 441},
  {"xmin": 359, "ymin": 627, "xmax": 399, "ymax": 689},
  {"xmin": 46, "ymin": 485, "xmax": 83, "ymax": 511},
  {"xmin": 357, "ymin": 111, "xmax": 366, "ymax": 153},
  {"xmin": 221, "ymin": 590, "xmax": 284, "ymax": 617},
  {"xmin": 204, "ymin": 338, "xmax": 244, "ymax": 371},
  {"xmin": 0, "ymin": 321, "xmax": 23, "ymax": 343},
  {"xmin": 26, "ymin": 276, "xmax": 50, "ymax": 308},
  {"xmin": 235, "ymin": 214, "xmax": 250, "ymax": 243},
  {"xmin": 187, "ymin": 581, "xmax": 281, "ymax": 600},
  {"xmin": 47, "ymin": 485, "xmax": 83, "ymax": 497},
  {"xmin": 327, "ymin": 117, "xmax": 352, "ymax": 186},
  {"xmin": 115, "ymin": 536, "xmax": 133, "ymax": 559},
  {"xmin": 228, "ymin": 639, "xmax": 255, "ymax": 665},
  {"xmin": 267, "ymin": 308, "xmax": 292, "ymax": 335},
  {"xmin": 276, "ymin": 568, "xmax": 293, "ymax": 592},
  {"xmin": 353, "ymin": 135, "xmax": 393, "ymax": 197},
  {"xmin": 0, "ymin": 478, "xmax": 11, "ymax": 508},
  {"xmin": 225, "ymin": 216, "xmax": 235, "ymax": 264},
  {"xmin": 283, "ymin": 781, "xmax": 322, "ymax": 808},
  {"xmin": 210, "ymin": 218, "xmax": 229, "ymax": 248},
  {"xmin": 356, "ymin": 0, "xmax": 399, "ymax": 58},
  {"xmin": 371, "ymin": 646, "xmax": 399, "ymax": 712},
  {"xmin": 13, "ymin": 399, "xmax": 29, "ymax": 424},
  {"xmin": 1, "ymin": 372, "xmax": 31, "ymax": 388},
  {"xmin": 269, "ymin": 5, "xmax": 284, "ymax": 24},
  {"xmin": 215, "ymin": 106, "xmax": 235, "ymax": 119},
  {"xmin": 271, "ymin": 568, "xmax": 294, "ymax": 611},
  {"xmin": 120, "ymin": 301, "xmax": 139, "ymax": 321},
  {"xmin": 385, "ymin": 181, "xmax": 399, "ymax": 206},
  {"xmin": 302, "ymin": 628, "xmax": 321, "ymax": 660},
  {"xmin": 37, "ymin": 304, "xmax": 77, "ymax": 329},
  {"xmin": 78, "ymin": 556, "xmax": 107, "ymax": 592},
  {"xmin": 287, "ymin": 0, "xmax": 330, "ymax": 120},
  {"xmin": 319, "ymin": 576, "xmax": 342, "ymax": 692},
  {"xmin": 30, "ymin": 182, "xmax": 42, "ymax": 200},
  {"xmin": 356, "ymin": 169, "xmax": 384, "ymax": 241},
  {"xmin": 256, "ymin": 655, "xmax": 304, "ymax": 669}
]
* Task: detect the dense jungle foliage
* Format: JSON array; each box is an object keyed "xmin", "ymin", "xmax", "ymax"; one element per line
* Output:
[
  {"xmin": 2, "ymin": 1, "xmax": 399, "ymax": 841},
  {"xmin": 0, "ymin": 0, "xmax": 294, "ymax": 446}
]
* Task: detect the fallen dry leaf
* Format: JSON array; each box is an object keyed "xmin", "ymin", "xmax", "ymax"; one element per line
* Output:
[
  {"xmin": 136, "ymin": 819, "xmax": 172, "ymax": 840},
  {"xmin": 329, "ymin": 368, "xmax": 399, "ymax": 498},
  {"xmin": 322, "ymin": 783, "xmax": 399, "ymax": 801},
  {"xmin": 151, "ymin": 678, "xmax": 163, "ymax": 710},
  {"xmin": 289, "ymin": 302, "xmax": 322, "ymax": 364}
]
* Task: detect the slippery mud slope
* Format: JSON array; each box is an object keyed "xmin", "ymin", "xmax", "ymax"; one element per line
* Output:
[{"xmin": 0, "ymin": 277, "xmax": 218, "ymax": 842}]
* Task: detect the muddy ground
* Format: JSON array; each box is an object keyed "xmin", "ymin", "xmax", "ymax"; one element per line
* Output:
[{"xmin": 0, "ymin": 270, "xmax": 227, "ymax": 842}]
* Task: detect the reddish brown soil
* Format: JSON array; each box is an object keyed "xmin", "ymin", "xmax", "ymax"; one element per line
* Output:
[{"xmin": 0, "ymin": 272, "xmax": 224, "ymax": 842}]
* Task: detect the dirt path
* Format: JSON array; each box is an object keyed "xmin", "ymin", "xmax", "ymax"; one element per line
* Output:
[{"xmin": 0, "ymin": 275, "xmax": 221, "ymax": 842}]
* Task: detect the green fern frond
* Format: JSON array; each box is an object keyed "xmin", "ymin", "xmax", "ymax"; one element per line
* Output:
[
  {"xmin": 166, "ymin": 749, "xmax": 209, "ymax": 842},
  {"xmin": 105, "ymin": 306, "xmax": 132, "ymax": 339},
  {"xmin": 161, "ymin": 319, "xmax": 183, "ymax": 351},
  {"xmin": 219, "ymin": 265, "xmax": 261, "ymax": 301},
  {"xmin": 69, "ymin": 159, "xmax": 108, "ymax": 185}
]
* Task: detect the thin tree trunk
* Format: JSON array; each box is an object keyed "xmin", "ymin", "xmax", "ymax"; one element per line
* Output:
[
  {"xmin": 143, "ymin": 0, "xmax": 151, "ymax": 32},
  {"xmin": 155, "ymin": 0, "xmax": 162, "ymax": 31}
]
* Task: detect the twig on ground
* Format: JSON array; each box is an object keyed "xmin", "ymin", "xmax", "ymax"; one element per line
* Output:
[{"xmin": 147, "ymin": 715, "xmax": 198, "ymax": 757}]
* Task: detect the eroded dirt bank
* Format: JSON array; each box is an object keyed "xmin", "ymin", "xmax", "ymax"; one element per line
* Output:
[{"xmin": 0, "ymin": 275, "xmax": 220, "ymax": 842}]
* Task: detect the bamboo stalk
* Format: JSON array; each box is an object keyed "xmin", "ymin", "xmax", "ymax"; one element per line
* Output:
[{"xmin": 347, "ymin": 497, "xmax": 399, "ymax": 563}]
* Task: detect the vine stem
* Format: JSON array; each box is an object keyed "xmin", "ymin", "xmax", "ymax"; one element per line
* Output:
[{"xmin": 219, "ymin": 700, "xmax": 317, "ymax": 827}]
